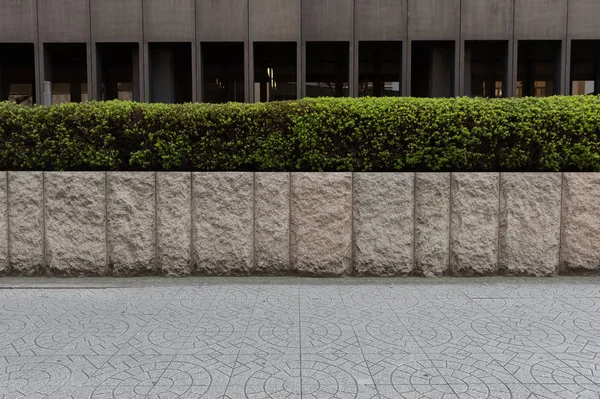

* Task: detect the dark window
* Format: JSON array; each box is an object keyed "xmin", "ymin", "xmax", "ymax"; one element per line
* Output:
[
  {"xmin": 149, "ymin": 43, "xmax": 193, "ymax": 103},
  {"xmin": 517, "ymin": 40, "xmax": 562, "ymax": 97},
  {"xmin": 44, "ymin": 43, "xmax": 88, "ymax": 104},
  {"xmin": 411, "ymin": 41, "xmax": 455, "ymax": 97},
  {"xmin": 570, "ymin": 40, "xmax": 600, "ymax": 95},
  {"xmin": 0, "ymin": 43, "xmax": 36, "ymax": 105},
  {"xmin": 96, "ymin": 43, "xmax": 139, "ymax": 101},
  {"xmin": 465, "ymin": 40, "xmax": 508, "ymax": 98},
  {"xmin": 306, "ymin": 42, "xmax": 349, "ymax": 97},
  {"xmin": 201, "ymin": 42, "xmax": 244, "ymax": 103},
  {"xmin": 253, "ymin": 42, "xmax": 297, "ymax": 102},
  {"xmin": 359, "ymin": 41, "xmax": 402, "ymax": 97}
]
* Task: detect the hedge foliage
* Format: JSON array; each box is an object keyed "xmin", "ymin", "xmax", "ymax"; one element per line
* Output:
[{"xmin": 1, "ymin": 96, "xmax": 599, "ymax": 171}]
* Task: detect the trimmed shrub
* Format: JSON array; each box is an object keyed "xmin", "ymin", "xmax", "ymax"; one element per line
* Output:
[{"xmin": 0, "ymin": 96, "xmax": 599, "ymax": 172}]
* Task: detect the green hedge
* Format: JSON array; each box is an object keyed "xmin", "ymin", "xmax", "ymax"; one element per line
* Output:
[{"xmin": 1, "ymin": 96, "xmax": 599, "ymax": 171}]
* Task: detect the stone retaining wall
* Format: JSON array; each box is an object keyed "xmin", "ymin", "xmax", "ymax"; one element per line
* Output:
[{"xmin": 0, "ymin": 172, "xmax": 598, "ymax": 277}]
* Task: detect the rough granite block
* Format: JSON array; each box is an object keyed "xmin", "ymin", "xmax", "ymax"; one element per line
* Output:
[
  {"xmin": 499, "ymin": 173, "xmax": 561, "ymax": 276},
  {"xmin": 450, "ymin": 173, "xmax": 499, "ymax": 276},
  {"xmin": 0, "ymin": 172, "xmax": 7, "ymax": 274},
  {"xmin": 353, "ymin": 173, "xmax": 414, "ymax": 276},
  {"xmin": 157, "ymin": 172, "xmax": 192, "ymax": 276},
  {"xmin": 291, "ymin": 173, "xmax": 352, "ymax": 276},
  {"xmin": 45, "ymin": 172, "xmax": 107, "ymax": 276},
  {"xmin": 561, "ymin": 173, "xmax": 600, "ymax": 274},
  {"xmin": 8, "ymin": 172, "xmax": 42, "ymax": 275},
  {"xmin": 108, "ymin": 172, "xmax": 156, "ymax": 275},
  {"xmin": 193, "ymin": 172, "xmax": 254, "ymax": 275},
  {"xmin": 255, "ymin": 173, "xmax": 290, "ymax": 274},
  {"xmin": 415, "ymin": 173, "xmax": 450, "ymax": 277}
]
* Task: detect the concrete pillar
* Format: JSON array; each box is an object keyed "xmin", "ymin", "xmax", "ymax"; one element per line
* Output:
[
  {"xmin": 190, "ymin": 43, "xmax": 197, "ymax": 103},
  {"xmin": 93, "ymin": 43, "xmax": 102, "ymax": 100},
  {"xmin": 150, "ymin": 46, "xmax": 175, "ymax": 103},
  {"xmin": 558, "ymin": 40, "xmax": 567, "ymax": 95},
  {"xmin": 248, "ymin": 42, "xmax": 255, "ymax": 102},
  {"xmin": 139, "ymin": 43, "xmax": 146, "ymax": 103},
  {"xmin": 42, "ymin": 81, "xmax": 52, "ymax": 106},
  {"xmin": 351, "ymin": 40, "xmax": 359, "ymax": 98},
  {"xmin": 454, "ymin": 40, "xmax": 460, "ymax": 97},
  {"xmin": 402, "ymin": 41, "xmax": 408, "ymax": 96},
  {"xmin": 595, "ymin": 52, "xmax": 600, "ymax": 95},
  {"xmin": 196, "ymin": 42, "xmax": 202, "ymax": 102},
  {"xmin": 504, "ymin": 41, "xmax": 512, "ymax": 98},
  {"xmin": 301, "ymin": 41, "xmax": 306, "ymax": 98},
  {"xmin": 244, "ymin": 41, "xmax": 249, "ymax": 103},
  {"xmin": 349, "ymin": 41, "xmax": 355, "ymax": 97},
  {"xmin": 296, "ymin": 41, "xmax": 302, "ymax": 99},
  {"xmin": 430, "ymin": 45, "xmax": 453, "ymax": 97},
  {"xmin": 85, "ymin": 42, "xmax": 93, "ymax": 102},
  {"xmin": 511, "ymin": 41, "xmax": 518, "ymax": 97},
  {"xmin": 0, "ymin": 60, "xmax": 6, "ymax": 101},
  {"xmin": 34, "ymin": 43, "xmax": 41, "ymax": 104},
  {"xmin": 42, "ymin": 45, "xmax": 52, "ymax": 90},
  {"xmin": 464, "ymin": 45, "xmax": 472, "ymax": 96}
]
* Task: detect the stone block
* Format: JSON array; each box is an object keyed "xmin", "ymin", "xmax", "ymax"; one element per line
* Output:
[
  {"xmin": 415, "ymin": 173, "xmax": 450, "ymax": 277},
  {"xmin": 561, "ymin": 173, "xmax": 600, "ymax": 274},
  {"xmin": 353, "ymin": 173, "xmax": 414, "ymax": 276},
  {"xmin": 107, "ymin": 172, "xmax": 156, "ymax": 275},
  {"xmin": 157, "ymin": 172, "xmax": 192, "ymax": 276},
  {"xmin": 45, "ymin": 173, "xmax": 106, "ymax": 276},
  {"xmin": 450, "ymin": 173, "xmax": 499, "ymax": 276},
  {"xmin": 193, "ymin": 173, "xmax": 253, "ymax": 275},
  {"xmin": 291, "ymin": 173, "xmax": 352, "ymax": 276},
  {"xmin": 0, "ymin": 173, "xmax": 7, "ymax": 274},
  {"xmin": 8, "ymin": 172, "xmax": 43, "ymax": 275},
  {"xmin": 499, "ymin": 173, "xmax": 561, "ymax": 276},
  {"xmin": 255, "ymin": 173, "xmax": 290, "ymax": 274}
]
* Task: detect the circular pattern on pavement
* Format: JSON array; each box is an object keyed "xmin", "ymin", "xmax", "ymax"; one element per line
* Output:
[
  {"xmin": 391, "ymin": 360, "xmax": 512, "ymax": 398},
  {"xmin": 366, "ymin": 317, "xmax": 453, "ymax": 349},
  {"xmin": 256, "ymin": 319, "xmax": 343, "ymax": 349},
  {"xmin": 246, "ymin": 361, "xmax": 358, "ymax": 399},
  {"xmin": 0, "ymin": 318, "xmax": 27, "ymax": 336},
  {"xmin": 470, "ymin": 316, "xmax": 565, "ymax": 348},
  {"xmin": 34, "ymin": 324, "xmax": 84, "ymax": 350},
  {"xmin": 573, "ymin": 315, "xmax": 600, "ymax": 339},
  {"xmin": 530, "ymin": 358, "xmax": 600, "ymax": 391},
  {"xmin": 0, "ymin": 361, "xmax": 70, "ymax": 397},
  {"xmin": 91, "ymin": 361, "xmax": 211, "ymax": 398}
]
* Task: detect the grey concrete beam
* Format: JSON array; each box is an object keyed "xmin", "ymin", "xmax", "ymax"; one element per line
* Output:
[
  {"xmin": 144, "ymin": 0, "xmax": 194, "ymax": 42},
  {"xmin": 0, "ymin": 0, "xmax": 37, "ymax": 42},
  {"xmin": 90, "ymin": 0, "xmax": 143, "ymax": 42},
  {"xmin": 37, "ymin": 0, "xmax": 91, "ymax": 43}
]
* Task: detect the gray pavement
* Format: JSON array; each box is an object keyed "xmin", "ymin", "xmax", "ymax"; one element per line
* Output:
[{"xmin": 0, "ymin": 277, "xmax": 599, "ymax": 398}]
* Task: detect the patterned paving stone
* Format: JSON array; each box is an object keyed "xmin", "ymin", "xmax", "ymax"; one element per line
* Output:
[{"xmin": 1, "ymin": 277, "xmax": 600, "ymax": 398}]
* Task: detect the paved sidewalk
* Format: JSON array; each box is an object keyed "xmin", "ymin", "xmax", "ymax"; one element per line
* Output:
[{"xmin": 0, "ymin": 277, "xmax": 599, "ymax": 398}]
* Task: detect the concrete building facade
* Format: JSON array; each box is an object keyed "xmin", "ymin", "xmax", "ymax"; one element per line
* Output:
[{"xmin": 0, "ymin": 0, "xmax": 599, "ymax": 104}]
